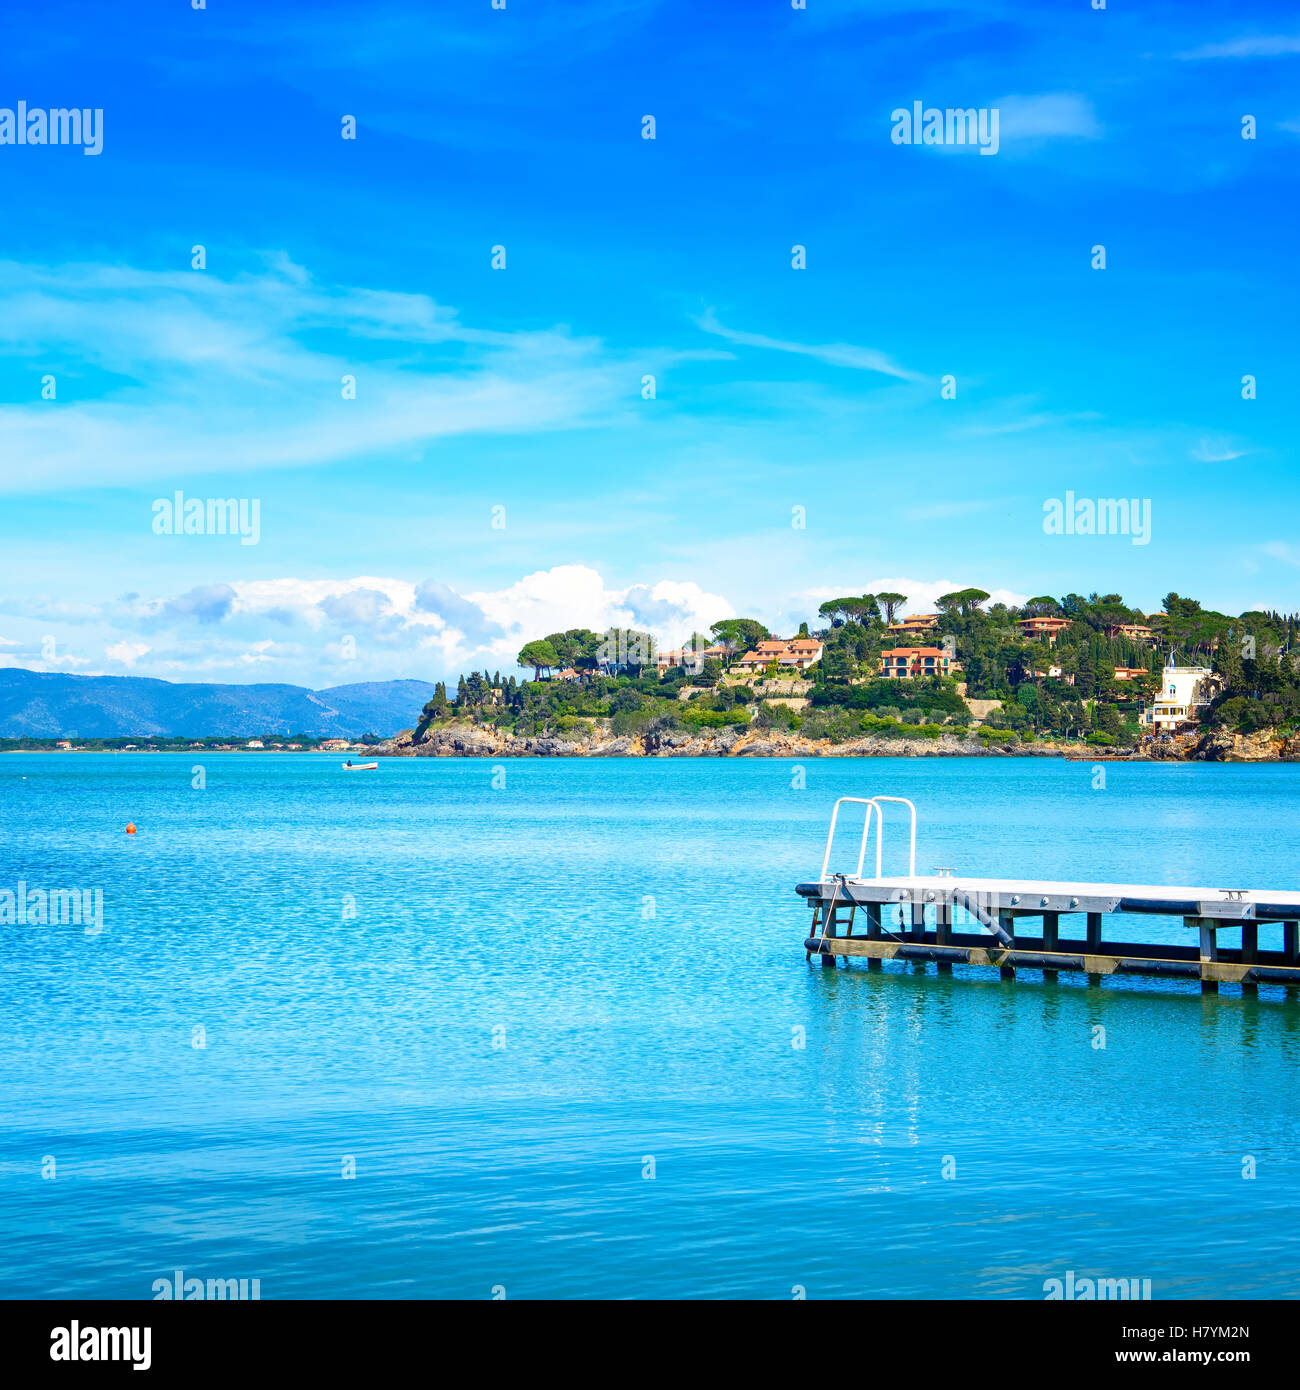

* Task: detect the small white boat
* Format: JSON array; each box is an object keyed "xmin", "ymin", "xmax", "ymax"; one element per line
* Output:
[{"xmin": 342, "ymin": 760, "xmax": 379, "ymax": 771}]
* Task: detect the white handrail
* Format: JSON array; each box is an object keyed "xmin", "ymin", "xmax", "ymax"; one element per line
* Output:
[
  {"xmin": 819, "ymin": 794, "xmax": 917, "ymax": 881},
  {"xmin": 868, "ymin": 796, "xmax": 917, "ymax": 878},
  {"xmin": 854, "ymin": 800, "xmax": 879, "ymax": 879},
  {"xmin": 820, "ymin": 797, "xmax": 878, "ymax": 882}
]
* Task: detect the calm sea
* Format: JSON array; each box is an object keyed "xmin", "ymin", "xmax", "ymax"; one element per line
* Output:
[{"xmin": 1, "ymin": 753, "xmax": 1298, "ymax": 1299}]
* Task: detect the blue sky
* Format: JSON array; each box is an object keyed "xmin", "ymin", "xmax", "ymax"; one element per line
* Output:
[{"xmin": 1, "ymin": 0, "xmax": 1297, "ymax": 687}]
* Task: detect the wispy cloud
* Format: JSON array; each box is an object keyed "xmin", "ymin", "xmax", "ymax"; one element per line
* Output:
[
  {"xmin": 798, "ymin": 577, "xmax": 1028, "ymax": 613},
  {"xmin": 0, "ymin": 257, "xmax": 637, "ymax": 495},
  {"xmin": 955, "ymin": 410, "xmax": 1101, "ymax": 439},
  {"xmin": 105, "ymin": 641, "xmax": 151, "ymax": 666},
  {"xmin": 0, "ymin": 641, "xmax": 91, "ymax": 670},
  {"xmin": 902, "ymin": 500, "xmax": 997, "ymax": 522},
  {"xmin": 1260, "ymin": 542, "xmax": 1300, "ymax": 568},
  {"xmin": 694, "ymin": 308, "xmax": 922, "ymax": 382},
  {"xmin": 0, "ymin": 596, "xmax": 104, "ymax": 623},
  {"xmin": 993, "ymin": 93, "xmax": 1101, "ymax": 143},
  {"xmin": 1192, "ymin": 437, "xmax": 1247, "ymax": 463},
  {"xmin": 1177, "ymin": 35, "xmax": 1300, "ymax": 61}
]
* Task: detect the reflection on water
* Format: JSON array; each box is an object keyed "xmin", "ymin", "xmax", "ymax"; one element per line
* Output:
[{"xmin": 0, "ymin": 754, "xmax": 1298, "ymax": 1298}]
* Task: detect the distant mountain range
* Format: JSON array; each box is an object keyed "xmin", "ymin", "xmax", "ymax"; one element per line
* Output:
[{"xmin": 0, "ymin": 669, "xmax": 438, "ymax": 739}]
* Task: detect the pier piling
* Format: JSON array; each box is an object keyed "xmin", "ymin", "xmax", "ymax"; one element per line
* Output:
[
  {"xmin": 802, "ymin": 795, "xmax": 1300, "ymax": 997},
  {"xmin": 998, "ymin": 910, "xmax": 1016, "ymax": 980},
  {"xmin": 1194, "ymin": 917, "xmax": 1219, "ymax": 993},
  {"xmin": 1042, "ymin": 912, "xmax": 1060, "ymax": 979}
]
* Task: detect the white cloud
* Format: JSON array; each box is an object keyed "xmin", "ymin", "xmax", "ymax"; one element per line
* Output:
[
  {"xmin": 0, "ymin": 596, "xmax": 104, "ymax": 622},
  {"xmin": 956, "ymin": 411, "xmax": 1102, "ymax": 439},
  {"xmin": 467, "ymin": 565, "xmax": 733, "ymax": 653},
  {"xmin": 1177, "ymin": 35, "xmax": 1300, "ymax": 61},
  {"xmin": 94, "ymin": 565, "xmax": 735, "ymax": 682},
  {"xmin": 799, "ymin": 577, "xmax": 1028, "ymax": 614},
  {"xmin": 694, "ymin": 308, "xmax": 921, "ymax": 382},
  {"xmin": 471, "ymin": 564, "xmax": 624, "ymax": 640},
  {"xmin": 993, "ymin": 93, "xmax": 1102, "ymax": 143},
  {"xmin": 1192, "ymin": 437, "xmax": 1246, "ymax": 463},
  {"xmin": 869, "ymin": 577, "xmax": 1029, "ymax": 612},
  {"xmin": 105, "ymin": 641, "xmax": 151, "ymax": 666},
  {"xmin": 0, "ymin": 258, "xmax": 635, "ymax": 495},
  {"xmin": 1260, "ymin": 542, "xmax": 1300, "ymax": 568},
  {"xmin": 229, "ymin": 576, "xmax": 424, "ymax": 629},
  {"xmin": 903, "ymin": 500, "xmax": 995, "ymax": 521},
  {"xmin": 0, "ymin": 641, "xmax": 92, "ymax": 670},
  {"xmin": 238, "ymin": 641, "xmax": 277, "ymax": 665}
]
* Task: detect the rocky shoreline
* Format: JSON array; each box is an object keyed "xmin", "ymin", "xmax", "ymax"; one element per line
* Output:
[{"xmin": 378, "ymin": 722, "xmax": 1300, "ymax": 762}]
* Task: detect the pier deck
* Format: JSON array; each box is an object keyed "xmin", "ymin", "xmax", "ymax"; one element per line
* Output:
[
  {"xmin": 799, "ymin": 797, "xmax": 1300, "ymax": 991},
  {"xmin": 796, "ymin": 875, "xmax": 1300, "ymax": 920}
]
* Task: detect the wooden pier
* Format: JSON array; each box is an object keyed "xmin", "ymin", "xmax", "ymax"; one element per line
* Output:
[{"xmin": 799, "ymin": 797, "xmax": 1300, "ymax": 992}]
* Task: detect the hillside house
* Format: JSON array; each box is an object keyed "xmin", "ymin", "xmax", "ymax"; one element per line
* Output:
[
  {"xmin": 734, "ymin": 638, "xmax": 823, "ymax": 675},
  {"xmin": 1139, "ymin": 661, "xmax": 1219, "ymax": 731},
  {"xmin": 1018, "ymin": 616, "xmax": 1073, "ymax": 644},
  {"xmin": 1105, "ymin": 623, "xmax": 1156, "ymax": 644},
  {"xmin": 779, "ymin": 638, "xmax": 824, "ymax": 671},
  {"xmin": 1025, "ymin": 664, "xmax": 1074, "ymax": 685},
  {"xmin": 886, "ymin": 613, "xmax": 939, "ymax": 637},
  {"xmin": 878, "ymin": 647, "xmax": 957, "ymax": 679}
]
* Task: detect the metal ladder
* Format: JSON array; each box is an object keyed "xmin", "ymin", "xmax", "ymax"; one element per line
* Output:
[{"xmin": 819, "ymin": 795, "xmax": 917, "ymax": 882}]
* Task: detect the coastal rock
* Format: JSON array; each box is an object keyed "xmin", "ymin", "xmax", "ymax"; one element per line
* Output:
[
  {"xmin": 378, "ymin": 719, "xmax": 1126, "ymax": 761},
  {"xmin": 407, "ymin": 724, "xmax": 506, "ymax": 757},
  {"xmin": 524, "ymin": 736, "xmax": 587, "ymax": 756},
  {"xmin": 647, "ymin": 729, "xmax": 695, "ymax": 753},
  {"xmin": 734, "ymin": 737, "xmax": 800, "ymax": 757},
  {"xmin": 588, "ymin": 735, "xmax": 640, "ymax": 756},
  {"xmin": 1192, "ymin": 727, "xmax": 1300, "ymax": 762}
]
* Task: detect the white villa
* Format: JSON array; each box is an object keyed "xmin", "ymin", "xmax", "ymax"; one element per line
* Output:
[{"xmin": 1140, "ymin": 659, "xmax": 1219, "ymax": 731}]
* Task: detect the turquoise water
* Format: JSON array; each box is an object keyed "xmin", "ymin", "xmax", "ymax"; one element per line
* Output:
[{"xmin": 1, "ymin": 753, "xmax": 1299, "ymax": 1299}]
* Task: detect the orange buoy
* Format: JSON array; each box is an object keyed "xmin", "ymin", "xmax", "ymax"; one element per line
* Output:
[{"xmin": 125, "ymin": 823, "xmax": 137, "ymax": 835}]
